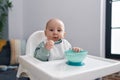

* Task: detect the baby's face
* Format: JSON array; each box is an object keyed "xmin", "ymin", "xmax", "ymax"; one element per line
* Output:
[{"xmin": 45, "ymin": 19, "xmax": 65, "ymax": 42}]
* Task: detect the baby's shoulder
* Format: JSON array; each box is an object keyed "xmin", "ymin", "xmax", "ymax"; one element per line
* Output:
[
  {"xmin": 62, "ymin": 39, "xmax": 69, "ymax": 42},
  {"xmin": 62, "ymin": 39, "xmax": 70, "ymax": 44}
]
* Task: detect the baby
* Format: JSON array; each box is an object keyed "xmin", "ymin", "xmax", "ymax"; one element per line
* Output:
[{"xmin": 34, "ymin": 18, "xmax": 82, "ymax": 61}]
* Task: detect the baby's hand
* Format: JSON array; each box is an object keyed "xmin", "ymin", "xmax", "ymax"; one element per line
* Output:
[
  {"xmin": 45, "ymin": 40, "xmax": 54, "ymax": 50},
  {"xmin": 72, "ymin": 47, "xmax": 82, "ymax": 52}
]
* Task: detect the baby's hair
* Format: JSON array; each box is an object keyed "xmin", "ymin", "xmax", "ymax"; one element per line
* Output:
[{"xmin": 45, "ymin": 18, "xmax": 65, "ymax": 30}]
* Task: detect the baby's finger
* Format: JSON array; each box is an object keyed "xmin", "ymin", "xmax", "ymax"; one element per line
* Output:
[
  {"xmin": 76, "ymin": 48, "xmax": 80, "ymax": 52},
  {"xmin": 45, "ymin": 45, "xmax": 53, "ymax": 50},
  {"xmin": 72, "ymin": 47, "xmax": 81, "ymax": 52},
  {"xmin": 48, "ymin": 40, "xmax": 54, "ymax": 45}
]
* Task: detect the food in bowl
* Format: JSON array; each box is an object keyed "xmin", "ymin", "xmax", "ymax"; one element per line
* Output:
[{"xmin": 65, "ymin": 50, "xmax": 88, "ymax": 66}]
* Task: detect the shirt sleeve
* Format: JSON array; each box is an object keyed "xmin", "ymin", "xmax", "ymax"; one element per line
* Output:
[{"xmin": 34, "ymin": 42, "xmax": 50, "ymax": 61}]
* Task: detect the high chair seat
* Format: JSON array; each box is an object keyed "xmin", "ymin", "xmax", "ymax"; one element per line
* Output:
[{"xmin": 17, "ymin": 30, "xmax": 120, "ymax": 80}]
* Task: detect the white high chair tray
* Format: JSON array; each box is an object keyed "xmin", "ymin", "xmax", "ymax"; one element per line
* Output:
[{"xmin": 18, "ymin": 55, "xmax": 120, "ymax": 80}]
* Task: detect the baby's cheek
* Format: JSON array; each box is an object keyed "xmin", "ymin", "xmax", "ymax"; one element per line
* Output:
[{"xmin": 61, "ymin": 35, "xmax": 64, "ymax": 38}]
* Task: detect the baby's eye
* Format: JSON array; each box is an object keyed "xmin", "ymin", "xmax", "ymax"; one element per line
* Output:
[
  {"xmin": 49, "ymin": 29, "xmax": 54, "ymax": 31},
  {"xmin": 57, "ymin": 30, "xmax": 62, "ymax": 32}
]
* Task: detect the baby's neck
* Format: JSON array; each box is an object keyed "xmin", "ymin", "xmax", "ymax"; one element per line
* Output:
[{"xmin": 54, "ymin": 39, "xmax": 62, "ymax": 44}]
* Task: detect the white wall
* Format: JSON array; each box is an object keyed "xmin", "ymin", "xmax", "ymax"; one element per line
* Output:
[
  {"xmin": 9, "ymin": 0, "xmax": 106, "ymax": 57},
  {"xmin": 9, "ymin": 0, "xmax": 23, "ymax": 39}
]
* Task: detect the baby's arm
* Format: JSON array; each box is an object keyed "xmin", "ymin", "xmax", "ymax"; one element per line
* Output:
[{"xmin": 34, "ymin": 42, "xmax": 50, "ymax": 61}]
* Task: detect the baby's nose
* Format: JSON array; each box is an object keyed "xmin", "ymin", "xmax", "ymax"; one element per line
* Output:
[{"xmin": 53, "ymin": 30, "xmax": 58, "ymax": 34}]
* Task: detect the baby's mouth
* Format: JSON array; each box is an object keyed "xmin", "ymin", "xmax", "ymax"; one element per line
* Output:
[{"xmin": 53, "ymin": 37, "xmax": 59, "ymax": 41}]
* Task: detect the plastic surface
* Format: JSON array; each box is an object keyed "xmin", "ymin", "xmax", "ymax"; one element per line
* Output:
[
  {"xmin": 65, "ymin": 50, "xmax": 88, "ymax": 66},
  {"xmin": 17, "ymin": 55, "xmax": 120, "ymax": 80},
  {"xmin": 26, "ymin": 30, "xmax": 46, "ymax": 56}
]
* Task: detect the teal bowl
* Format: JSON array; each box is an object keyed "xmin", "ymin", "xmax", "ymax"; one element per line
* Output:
[{"xmin": 65, "ymin": 50, "xmax": 88, "ymax": 66}]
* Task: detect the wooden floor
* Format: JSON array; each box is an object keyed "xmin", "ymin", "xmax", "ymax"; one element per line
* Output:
[{"xmin": 102, "ymin": 72, "xmax": 120, "ymax": 80}]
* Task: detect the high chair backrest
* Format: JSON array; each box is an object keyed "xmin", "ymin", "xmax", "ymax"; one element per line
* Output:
[{"xmin": 26, "ymin": 30, "xmax": 46, "ymax": 56}]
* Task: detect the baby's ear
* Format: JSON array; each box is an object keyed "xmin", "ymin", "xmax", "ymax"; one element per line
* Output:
[{"xmin": 64, "ymin": 32, "xmax": 66, "ymax": 36}]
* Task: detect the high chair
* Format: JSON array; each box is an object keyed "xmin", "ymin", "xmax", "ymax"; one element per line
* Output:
[
  {"xmin": 17, "ymin": 30, "xmax": 46, "ymax": 79},
  {"xmin": 17, "ymin": 30, "xmax": 120, "ymax": 80}
]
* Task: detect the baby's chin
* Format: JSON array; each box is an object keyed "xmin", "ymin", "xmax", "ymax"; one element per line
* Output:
[
  {"xmin": 52, "ymin": 38, "xmax": 60, "ymax": 42},
  {"xmin": 53, "ymin": 39, "xmax": 59, "ymax": 42}
]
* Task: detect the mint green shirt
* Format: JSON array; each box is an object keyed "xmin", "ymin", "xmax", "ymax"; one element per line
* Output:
[{"xmin": 34, "ymin": 39, "xmax": 71, "ymax": 61}]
